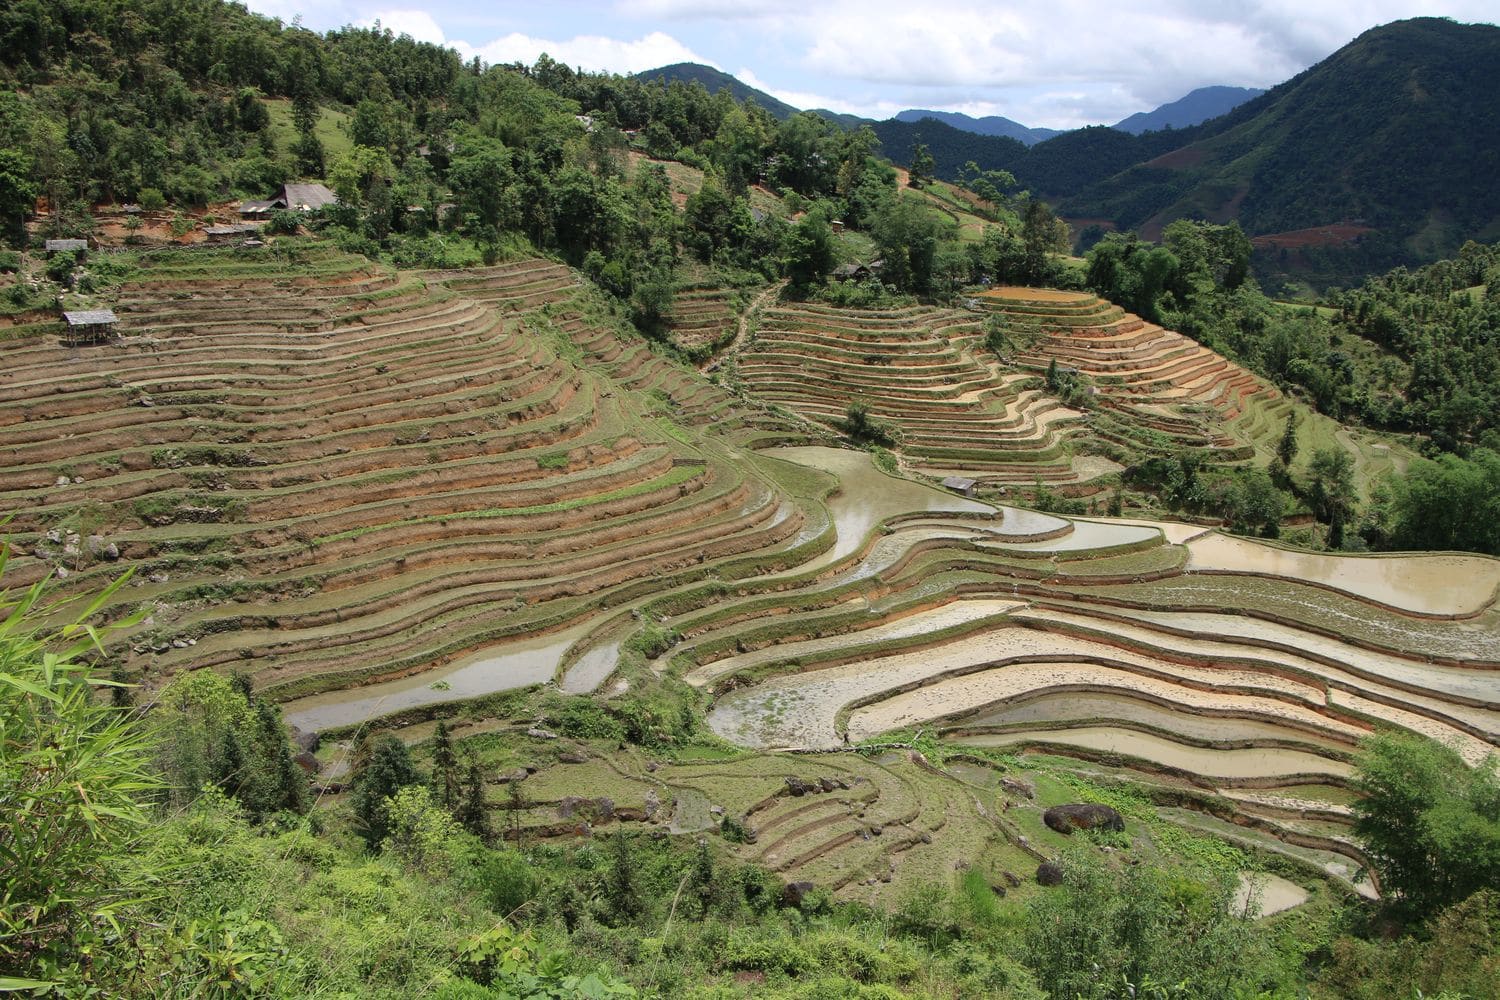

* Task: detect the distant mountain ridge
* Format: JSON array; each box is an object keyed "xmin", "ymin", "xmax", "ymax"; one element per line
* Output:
[
  {"xmin": 632, "ymin": 62, "xmax": 799, "ymax": 120},
  {"xmin": 1112, "ymin": 85, "xmax": 1265, "ymax": 134},
  {"xmin": 635, "ymin": 20, "xmax": 1500, "ymax": 281},
  {"xmin": 1061, "ymin": 17, "xmax": 1500, "ymax": 274},
  {"xmin": 894, "ymin": 109, "xmax": 1061, "ymax": 146}
]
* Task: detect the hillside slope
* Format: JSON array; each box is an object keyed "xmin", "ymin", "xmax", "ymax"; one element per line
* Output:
[
  {"xmin": 633, "ymin": 62, "xmax": 799, "ymax": 119},
  {"xmin": 1064, "ymin": 18, "xmax": 1500, "ymax": 269}
]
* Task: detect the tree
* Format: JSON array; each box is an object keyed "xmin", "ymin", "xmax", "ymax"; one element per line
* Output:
[
  {"xmin": 689, "ymin": 838, "xmax": 715, "ymax": 916},
  {"xmin": 784, "ymin": 212, "xmax": 833, "ymax": 289},
  {"xmin": 602, "ymin": 832, "xmax": 643, "ymax": 923},
  {"xmin": 328, "ymin": 145, "xmax": 394, "ymax": 207},
  {"xmin": 842, "ymin": 401, "xmax": 895, "ymax": 447},
  {"xmin": 448, "ymin": 134, "xmax": 519, "ymax": 234},
  {"xmin": 1277, "ymin": 413, "xmax": 1299, "ymax": 467},
  {"xmin": 1023, "ymin": 846, "xmax": 1262, "ymax": 1000},
  {"xmin": 0, "ymin": 148, "xmax": 38, "ymax": 246},
  {"xmin": 351, "ymin": 734, "xmax": 422, "ymax": 849},
  {"xmin": 1307, "ymin": 447, "xmax": 1357, "ymax": 547},
  {"xmin": 908, "ymin": 142, "xmax": 935, "ymax": 188},
  {"xmin": 454, "ymin": 751, "xmax": 491, "ymax": 842},
  {"xmin": 1382, "ymin": 448, "xmax": 1500, "ymax": 554},
  {"xmin": 1020, "ymin": 200, "xmax": 1067, "ymax": 285},
  {"xmin": 1352, "ymin": 731, "xmax": 1500, "ymax": 916},
  {"xmin": 431, "ymin": 720, "xmax": 459, "ymax": 811}
]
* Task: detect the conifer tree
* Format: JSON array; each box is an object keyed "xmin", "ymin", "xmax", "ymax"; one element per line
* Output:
[
  {"xmin": 431, "ymin": 720, "xmax": 459, "ymax": 810},
  {"xmin": 454, "ymin": 751, "xmax": 491, "ymax": 841},
  {"xmin": 351, "ymin": 734, "xmax": 421, "ymax": 849}
]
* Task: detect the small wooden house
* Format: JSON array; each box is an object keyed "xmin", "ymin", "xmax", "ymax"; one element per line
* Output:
[
  {"xmin": 45, "ymin": 239, "xmax": 88, "ymax": 255},
  {"xmin": 62, "ymin": 309, "xmax": 118, "ymax": 344},
  {"xmin": 205, "ymin": 223, "xmax": 263, "ymax": 243},
  {"xmin": 940, "ymin": 476, "xmax": 978, "ymax": 498}
]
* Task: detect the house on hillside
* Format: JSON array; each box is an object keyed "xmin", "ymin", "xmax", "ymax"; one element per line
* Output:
[
  {"xmin": 239, "ymin": 183, "xmax": 338, "ymax": 218},
  {"xmin": 832, "ymin": 259, "xmax": 886, "ymax": 282},
  {"xmin": 205, "ymin": 223, "xmax": 263, "ymax": 243},
  {"xmin": 62, "ymin": 309, "xmax": 117, "ymax": 344},
  {"xmin": 940, "ymin": 476, "xmax": 977, "ymax": 498},
  {"xmin": 45, "ymin": 239, "xmax": 88, "ymax": 255}
]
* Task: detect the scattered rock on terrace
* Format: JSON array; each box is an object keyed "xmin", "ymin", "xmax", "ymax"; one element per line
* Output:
[{"xmin": 1044, "ymin": 803, "xmax": 1126, "ymax": 835}]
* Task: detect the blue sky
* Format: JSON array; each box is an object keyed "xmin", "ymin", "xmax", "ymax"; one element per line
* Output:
[{"xmin": 245, "ymin": 1, "xmax": 1499, "ymax": 129}]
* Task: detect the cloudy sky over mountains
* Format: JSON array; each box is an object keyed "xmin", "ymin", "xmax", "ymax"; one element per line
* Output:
[{"xmin": 245, "ymin": 1, "xmax": 1497, "ymax": 128}]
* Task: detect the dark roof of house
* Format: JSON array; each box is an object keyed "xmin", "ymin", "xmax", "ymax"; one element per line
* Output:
[
  {"xmin": 940, "ymin": 476, "xmax": 977, "ymax": 491},
  {"xmin": 63, "ymin": 309, "xmax": 118, "ymax": 326},
  {"xmin": 281, "ymin": 183, "xmax": 338, "ymax": 211},
  {"xmin": 45, "ymin": 239, "xmax": 88, "ymax": 252}
]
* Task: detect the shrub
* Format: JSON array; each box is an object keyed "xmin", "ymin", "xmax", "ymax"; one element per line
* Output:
[
  {"xmin": 0, "ymin": 565, "xmax": 157, "ymax": 978},
  {"xmin": 266, "ymin": 209, "xmax": 302, "ymax": 235},
  {"xmin": 478, "ymin": 849, "xmax": 539, "ymax": 916}
]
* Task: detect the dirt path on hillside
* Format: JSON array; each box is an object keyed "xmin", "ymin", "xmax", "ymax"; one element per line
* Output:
[{"xmin": 717, "ymin": 280, "xmax": 786, "ymax": 365}]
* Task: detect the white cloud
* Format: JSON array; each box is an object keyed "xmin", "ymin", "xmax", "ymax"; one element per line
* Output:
[
  {"xmin": 765, "ymin": 0, "xmax": 1499, "ymax": 125},
  {"xmin": 346, "ymin": 9, "xmax": 714, "ymax": 74},
  {"xmin": 455, "ymin": 30, "xmax": 714, "ymax": 73},
  {"xmin": 360, "ymin": 9, "xmax": 446, "ymax": 44},
  {"xmin": 734, "ymin": 68, "xmax": 897, "ymax": 118}
]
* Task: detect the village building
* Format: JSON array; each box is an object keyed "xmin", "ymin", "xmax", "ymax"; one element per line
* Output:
[
  {"xmin": 44, "ymin": 239, "xmax": 88, "ymax": 254},
  {"xmin": 204, "ymin": 223, "xmax": 264, "ymax": 243},
  {"xmin": 62, "ymin": 308, "xmax": 118, "ymax": 344},
  {"xmin": 940, "ymin": 476, "xmax": 978, "ymax": 498},
  {"xmin": 239, "ymin": 182, "xmax": 338, "ymax": 218}
]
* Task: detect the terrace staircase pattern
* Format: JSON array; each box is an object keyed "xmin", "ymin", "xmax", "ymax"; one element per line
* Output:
[
  {"xmin": 0, "ymin": 249, "xmax": 803, "ymax": 701},
  {"xmin": 736, "ymin": 301, "xmax": 1086, "ymax": 486},
  {"xmin": 5, "ymin": 252, "xmax": 1496, "ymax": 907},
  {"xmin": 978, "ymin": 287, "xmax": 1285, "ymax": 463}
]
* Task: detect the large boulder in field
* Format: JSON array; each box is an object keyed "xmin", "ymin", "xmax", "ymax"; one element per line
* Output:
[
  {"xmin": 1043, "ymin": 803, "xmax": 1125, "ymax": 835},
  {"xmin": 781, "ymin": 881, "xmax": 817, "ymax": 909}
]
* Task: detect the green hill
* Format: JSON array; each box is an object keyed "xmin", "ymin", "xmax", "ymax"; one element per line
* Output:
[
  {"xmin": 633, "ymin": 62, "xmax": 799, "ymax": 120},
  {"xmin": 1062, "ymin": 18, "xmax": 1500, "ymax": 277}
]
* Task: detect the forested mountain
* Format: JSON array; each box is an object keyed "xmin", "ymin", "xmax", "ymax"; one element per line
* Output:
[
  {"xmin": 632, "ymin": 62, "xmax": 799, "ymax": 119},
  {"xmin": 1112, "ymin": 85, "xmax": 1265, "ymax": 134},
  {"xmin": 1062, "ymin": 18, "xmax": 1500, "ymax": 278},
  {"xmin": 894, "ymin": 109, "xmax": 1061, "ymax": 145}
]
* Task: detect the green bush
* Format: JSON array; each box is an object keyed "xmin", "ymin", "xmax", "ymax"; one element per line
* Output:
[
  {"xmin": 546, "ymin": 697, "xmax": 626, "ymax": 741},
  {"xmin": 478, "ymin": 849, "xmax": 540, "ymax": 916}
]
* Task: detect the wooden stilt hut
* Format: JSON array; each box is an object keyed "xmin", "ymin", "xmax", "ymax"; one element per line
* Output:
[{"xmin": 62, "ymin": 309, "xmax": 118, "ymax": 345}]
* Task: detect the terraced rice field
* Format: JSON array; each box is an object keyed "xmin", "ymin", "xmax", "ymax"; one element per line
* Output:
[
  {"xmin": 664, "ymin": 282, "xmax": 742, "ymax": 356},
  {"xmin": 736, "ymin": 300, "xmax": 1088, "ymax": 486},
  {"xmin": 675, "ymin": 448, "xmax": 1499, "ymax": 893},
  {"xmin": 7, "ymin": 246, "xmax": 1495, "ymax": 910},
  {"xmin": 0, "ymin": 246, "xmax": 807, "ymax": 710},
  {"xmin": 980, "ymin": 286, "xmax": 1284, "ymax": 461}
]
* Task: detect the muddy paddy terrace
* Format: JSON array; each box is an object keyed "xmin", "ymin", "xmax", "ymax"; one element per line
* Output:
[{"xmin": 3, "ymin": 243, "xmax": 1496, "ymax": 912}]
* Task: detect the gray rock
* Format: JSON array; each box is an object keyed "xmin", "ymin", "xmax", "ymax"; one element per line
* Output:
[
  {"xmin": 1000, "ymin": 777, "xmax": 1035, "ymax": 799},
  {"xmin": 1044, "ymin": 803, "xmax": 1125, "ymax": 835},
  {"xmin": 781, "ymin": 881, "xmax": 817, "ymax": 909}
]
